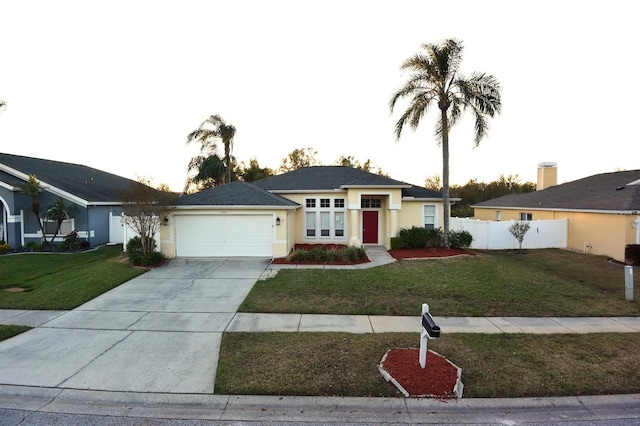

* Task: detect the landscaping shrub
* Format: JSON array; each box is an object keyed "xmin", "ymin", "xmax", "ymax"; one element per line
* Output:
[
  {"xmin": 0, "ymin": 242, "xmax": 9, "ymax": 255},
  {"xmin": 287, "ymin": 249, "xmax": 310, "ymax": 263},
  {"xmin": 285, "ymin": 245, "xmax": 366, "ymax": 263},
  {"xmin": 24, "ymin": 241, "xmax": 43, "ymax": 252},
  {"xmin": 425, "ymin": 228, "xmax": 444, "ymax": 247},
  {"xmin": 398, "ymin": 226, "xmax": 428, "ymax": 248},
  {"xmin": 390, "ymin": 237, "xmax": 403, "ymax": 250},
  {"xmin": 448, "ymin": 230, "xmax": 473, "ymax": 248},
  {"xmin": 343, "ymin": 245, "xmax": 367, "ymax": 263},
  {"xmin": 125, "ymin": 236, "xmax": 164, "ymax": 266}
]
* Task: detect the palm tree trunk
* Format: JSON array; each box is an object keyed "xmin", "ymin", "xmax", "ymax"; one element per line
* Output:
[
  {"xmin": 224, "ymin": 142, "xmax": 231, "ymax": 185},
  {"xmin": 441, "ymin": 109, "xmax": 450, "ymax": 249}
]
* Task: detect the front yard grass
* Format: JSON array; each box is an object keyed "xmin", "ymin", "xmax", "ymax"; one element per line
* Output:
[
  {"xmin": 239, "ymin": 249, "xmax": 640, "ymax": 317},
  {"xmin": 216, "ymin": 332, "xmax": 640, "ymax": 398},
  {"xmin": 0, "ymin": 244, "xmax": 146, "ymax": 310}
]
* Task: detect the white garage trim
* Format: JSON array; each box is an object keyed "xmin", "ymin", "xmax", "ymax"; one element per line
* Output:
[{"xmin": 175, "ymin": 214, "xmax": 274, "ymax": 257}]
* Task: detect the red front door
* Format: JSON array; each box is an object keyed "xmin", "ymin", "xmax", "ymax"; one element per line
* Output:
[{"xmin": 362, "ymin": 211, "xmax": 378, "ymax": 244}]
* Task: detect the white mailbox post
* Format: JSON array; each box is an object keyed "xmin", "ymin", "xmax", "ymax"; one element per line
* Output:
[{"xmin": 419, "ymin": 303, "xmax": 441, "ymax": 369}]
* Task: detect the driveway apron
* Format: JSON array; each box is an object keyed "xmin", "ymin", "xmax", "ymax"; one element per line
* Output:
[{"xmin": 0, "ymin": 258, "xmax": 269, "ymax": 394}]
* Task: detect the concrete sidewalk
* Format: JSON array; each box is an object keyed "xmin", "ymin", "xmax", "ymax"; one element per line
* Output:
[{"xmin": 3, "ymin": 309, "xmax": 640, "ymax": 334}]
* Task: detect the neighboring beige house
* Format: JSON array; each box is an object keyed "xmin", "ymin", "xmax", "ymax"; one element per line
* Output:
[
  {"xmin": 472, "ymin": 163, "xmax": 640, "ymax": 262},
  {"xmin": 159, "ymin": 166, "xmax": 456, "ymax": 258}
]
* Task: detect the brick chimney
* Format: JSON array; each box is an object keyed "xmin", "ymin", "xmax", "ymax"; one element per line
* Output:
[{"xmin": 537, "ymin": 162, "xmax": 557, "ymax": 191}]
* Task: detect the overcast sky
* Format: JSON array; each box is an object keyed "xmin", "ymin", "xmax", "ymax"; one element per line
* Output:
[{"xmin": 1, "ymin": 0, "xmax": 638, "ymax": 192}]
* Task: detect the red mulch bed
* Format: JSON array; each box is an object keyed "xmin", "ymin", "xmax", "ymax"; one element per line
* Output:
[
  {"xmin": 380, "ymin": 348, "xmax": 461, "ymax": 399},
  {"xmin": 388, "ymin": 247, "xmax": 476, "ymax": 260}
]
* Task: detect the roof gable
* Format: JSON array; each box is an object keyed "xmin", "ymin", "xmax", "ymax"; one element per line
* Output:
[
  {"xmin": 252, "ymin": 166, "xmax": 411, "ymax": 191},
  {"xmin": 175, "ymin": 181, "xmax": 300, "ymax": 207},
  {"xmin": 473, "ymin": 169, "xmax": 640, "ymax": 212},
  {"xmin": 0, "ymin": 153, "xmax": 143, "ymax": 204}
]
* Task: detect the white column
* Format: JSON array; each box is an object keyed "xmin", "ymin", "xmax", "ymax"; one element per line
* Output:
[{"xmin": 349, "ymin": 209, "xmax": 361, "ymax": 247}]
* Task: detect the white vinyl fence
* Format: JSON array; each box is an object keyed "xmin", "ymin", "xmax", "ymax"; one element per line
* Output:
[
  {"xmin": 109, "ymin": 213, "xmax": 160, "ymax": 251},
  {"xmin": 450, "ymin": 218, "xmax": 568, "ymax": 250}
]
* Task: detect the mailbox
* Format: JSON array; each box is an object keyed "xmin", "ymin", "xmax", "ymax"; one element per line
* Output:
[{"xmin": 422, "ymin": 312, "xmax": 441, "ymax": 338}]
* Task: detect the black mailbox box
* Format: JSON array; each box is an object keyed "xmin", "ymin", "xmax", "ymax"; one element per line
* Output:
[{"xmin": 422, "ymin": 312, "xmax": 441, "ymax": 338}]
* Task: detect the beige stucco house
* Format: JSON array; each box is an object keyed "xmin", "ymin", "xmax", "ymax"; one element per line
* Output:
[
  {"xmin": 472, "ymin": 163, "xmax": 640, "ymax": 262},
  {"xmin": 159, "ymin": 166, "xmax": 454, "ymax": 258}
]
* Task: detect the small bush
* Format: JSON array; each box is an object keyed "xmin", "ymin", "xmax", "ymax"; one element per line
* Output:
[
  {"xmin": 448, "ymin": 230, "xmax": 473, "ymax": 248},
  {"xmin": 425, "ymin": 228, "xmax": 444, "ymax": 247},
  {"xmin": 390, "ymin": 237, "xmax": 403, "ymax": 250},
  {"xmin": 311, "ymin": 246, "xmax": 328, "ymax": 262},
  {"xmin": 287, "ymin": 249, "xmax": 309, "ymax": 263},
  {"xmin": 398, "ymin": 227, "xmax": 428, "ymax": 248},
  {"xmin": 343, "ymin": 246, "xmax": 367, "ymax": 263},
  {"xmin": 24, "ymin": 241, "xmax": 43, "ymax": 252},
  {"xmin": 62, "ymin": 231, "xmax": 80, "ymax": 250},
  {"xmin": 126, "ymin": 236, "xmax": 162, "ymax": 266},
  {"xmin": 0, "ymin": 242, "xmax": 10, "ymax": 255},
  {"xmin": 286, "ymin": 245, "xmax": 366, "ymax": 264}
]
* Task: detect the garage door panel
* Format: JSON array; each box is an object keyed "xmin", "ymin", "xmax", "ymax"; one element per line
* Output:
[{"xmin": 176, "ymin": 215, "xmax": 273, "ymax": 257}]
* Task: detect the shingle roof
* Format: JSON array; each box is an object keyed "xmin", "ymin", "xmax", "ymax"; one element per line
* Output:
[
  {"xmin": 0, "ymin": 153, "xmax": 144, "ymax": 204},
  {"xmin": 252, "ymin": 166, "xmax": 445, "ymax": 199},
  {"xmin": 253, "ymin": 166, "xmax": 411, "ymax": 191},
  {"xmin": 175, "ymin": 181, "xmax": 300, "ymax": 207},
  {"xmin": 473, "ymin": 169, "xmax": 640, "ymax": 212}
]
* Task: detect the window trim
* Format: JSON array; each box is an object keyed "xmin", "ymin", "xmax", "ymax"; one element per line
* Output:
[
  {"xmin": 423, "ymin": 204, "xmax": 437, "ymax": 230},
  {"xmin": 304, "ymin": 197, "xmax": 347, "ymax": 240}
]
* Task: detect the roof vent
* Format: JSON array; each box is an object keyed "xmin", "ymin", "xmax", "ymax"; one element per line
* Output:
[{"xmin": 616, "ymin": 186, "xmax": 625, "ymax": 191}]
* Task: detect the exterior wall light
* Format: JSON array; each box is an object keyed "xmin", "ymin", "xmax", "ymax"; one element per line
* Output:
[{"xmin": 276, "ymin": 216, "xmax": 281, "ymax": 226}]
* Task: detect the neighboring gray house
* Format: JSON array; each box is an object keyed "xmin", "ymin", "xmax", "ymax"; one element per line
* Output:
[{"xmin": 0, "ymin": 153, "xmax": 145, "ymax": 249}]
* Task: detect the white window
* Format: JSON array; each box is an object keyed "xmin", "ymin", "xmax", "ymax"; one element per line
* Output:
[
  {"xmin": 423, "ymin": 205, "xmax": 436, "ymax": 230},
  {"xmin": 335, "ymin": 212, "xmax": 345, "ymax": 237},
  {"xmin": 306, "ymin": 212, "xmax": 316, "ymax": 236},
  {"xmin": 320, "ymin": 212, "xmax": 330, "ymax": 237},
  {"xmin": 361, "ymin": 198, "xmax": 381, "ymax": 208},
  {"xmin": 520, "ymin": 212, "xmax": 533, "ymax": 221},
  {"xmin": 44, "ymin": 219, "xmax": 73, "ymax": 236},
  {"xmin": 304, "ymin": 197, "xmax": 346, "ymax": 239}
]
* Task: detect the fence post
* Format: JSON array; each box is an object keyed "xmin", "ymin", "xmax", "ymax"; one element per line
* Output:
[{"xmin": 625, "ymin": 266, "xmax": 634, "ymax": 301}]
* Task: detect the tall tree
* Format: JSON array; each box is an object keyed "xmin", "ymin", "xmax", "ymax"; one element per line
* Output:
[
  {"xmin": 186, "ymin": 114, "xmax": 236, "ymax": 187},
  {"xmin": 279, "ymin": 148, "xmax": 319, "ymax": 173},
  {"xmin": 238, "ymin": 158, "xmax": 275, "ymax": 182},
  {"xmin": 184, "ymin": 154, "xmax": 225, "ymax": 192},
  {"xmin": 390, "ymin": 39, "xmax": 501, "ymax": 247},
  {"xmin": 17, "ymin": 175, "xmax": 47, "ymax": 244},
  {"xmin": 334, "ymin": 155, "xmax": 387, "ymax": 176}
]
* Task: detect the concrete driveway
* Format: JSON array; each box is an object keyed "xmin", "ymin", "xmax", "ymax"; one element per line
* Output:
[{"xmin": 0, "ymin": 257, "xmax": 269, "ymax": 394}]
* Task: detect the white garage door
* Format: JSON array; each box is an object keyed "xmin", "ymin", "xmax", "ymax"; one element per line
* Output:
[{"xmin": 175, "ymin": 215, "xmax": 273, "ymax": 257}]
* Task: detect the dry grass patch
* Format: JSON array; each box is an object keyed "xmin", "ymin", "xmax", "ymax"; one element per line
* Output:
[{"xmin": 216, "ymin": 332, "xmax": 640, "ymax": 398}]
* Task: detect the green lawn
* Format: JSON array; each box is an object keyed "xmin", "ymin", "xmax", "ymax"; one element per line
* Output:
[
  {"xmin": 0, "ymin": 244, "xmax": 146, "ymax": 310},
  {"xmin": 240, "ymin": 249, "xmax": 640, "ymax": 317},
  {"xmin": 216, "ymin": 332, "xmax": 640, "ymax": 398}
]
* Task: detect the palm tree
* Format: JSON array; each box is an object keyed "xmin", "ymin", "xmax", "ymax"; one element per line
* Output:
[
  {"xmin": 184, "ymin": 154, "xmax": 226, "ymax": 192},
  {"xmin": 17, "ymin": 175, "xmax": 47, "ymax": 244},
  {"xmin": 45, "ymin": 197, "xmax": 76, "ymax": 245},
  {"xmin": 390, "ymin": 39, "xmax": 501, "ymax": 247},
  {"xmin": 186, "ymin": 114, "xmax": 236, "ymax": 186}
]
